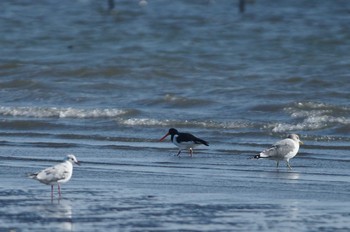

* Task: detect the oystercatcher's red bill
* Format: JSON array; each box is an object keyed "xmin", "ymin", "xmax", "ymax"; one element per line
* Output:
[{"xmin": 159, "ymin": 132, "xmax": 170, "ymax": 141}]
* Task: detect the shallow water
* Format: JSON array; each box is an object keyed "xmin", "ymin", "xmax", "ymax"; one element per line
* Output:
[{"xmin": 1, "ymin": 0, "xmax": 350, "ymax": 231}]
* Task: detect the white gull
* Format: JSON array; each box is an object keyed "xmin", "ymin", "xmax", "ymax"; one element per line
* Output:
[
  {"xmin": 28, "ymin": 154, "xmax": 80, "ymax": 198},
  {"xmin": 253, "ymin": 134, "xmax": 303, "ymax": 169}
]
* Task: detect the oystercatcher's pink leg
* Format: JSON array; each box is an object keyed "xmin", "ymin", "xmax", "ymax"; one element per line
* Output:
[
  {"xmin": 189, "ymin": 148, "xmax": 193, "ymax": 157},
  {"xmin": 51, "ymin": 185, "xmax": 54, "ymax": 199},
  {"xmin": 176, "ymin": 150, "xmax": 182, "ymax": 157},
  {"xmin": 58, "ymin": 184, "xmax": 62, "ymax": 197}
]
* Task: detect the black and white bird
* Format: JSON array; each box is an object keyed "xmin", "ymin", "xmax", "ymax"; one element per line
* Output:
[
  {"xmin": 253, "ymin": 134, "xmax": 303, "ymax": 169},
  {"xmin": 159, "ymin": 128, "xmax": 209, "ymax": 157},
  {"xmin": 28, "ymin": 154, "xmax": 80, "ymax": 198}
]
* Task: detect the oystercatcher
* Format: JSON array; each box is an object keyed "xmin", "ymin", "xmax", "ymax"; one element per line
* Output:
[
  {"xmin": 159, "ymin": 128, "xmax": 209, "ymax": 157},
  {"xmin": 28, "ymin": 154, "xmax": 80, "ymax": 198},
  {"xmin": 253, "ymin": 134, "xmax": 303, "ymax": 169}
]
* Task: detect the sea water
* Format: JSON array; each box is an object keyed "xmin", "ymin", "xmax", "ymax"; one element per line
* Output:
[{"xmin": 0, "ymin": 0, "xmax": 349, "ymax": 231}]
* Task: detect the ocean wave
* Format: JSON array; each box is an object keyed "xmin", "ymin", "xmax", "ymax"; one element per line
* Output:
[
  {"xmin": 286, "ymin": 102, "xmax": 350, "ymax": 115},
  {"xmin": 0, "ymin": 106, "xmax": 132, "ymax": 119},
  {"xmin": 118, "ymin": 118, "xmax": 254, "ymax": 129},
  {"xmin": 0, "ymin": 79, "xmax": 49, "ymax": 90},
  {"xmin": 140, "ymin": 94, "xmax": 214, "ymax": 108},
  {"xmin": 269, "ymin": 102, "xmax": 350, "ymax": 132}
]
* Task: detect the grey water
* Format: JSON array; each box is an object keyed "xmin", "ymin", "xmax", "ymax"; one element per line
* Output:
[{"xmin": 0, "ymin": 0, "xmax": 350, "ymax": 231}]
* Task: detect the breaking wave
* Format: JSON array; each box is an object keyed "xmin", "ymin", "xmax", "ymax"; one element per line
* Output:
[
  {"xmin": 118, "ymin": 118, "xmax": 254, "ymax": 129},
  {"xmin": 0, "ymin": 106, "xmax": 133, "ymax": 119},
  {"xmin": 269, "ymin": 102, "xmax": 350, "ymax": 132}
]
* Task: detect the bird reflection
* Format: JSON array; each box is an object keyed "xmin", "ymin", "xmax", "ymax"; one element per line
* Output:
[
  {"xmin": 36, "ymin": 199, "xmax": 73, "ymax": 231},
  {"xmin": 259, "ymin": 170, "xmax": 300, "ymax": 180}
]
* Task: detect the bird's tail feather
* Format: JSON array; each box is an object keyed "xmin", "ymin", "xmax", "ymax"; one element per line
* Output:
[
  {"xmin": 252, "ymin": 152, "xmax": 270, "ymax": 159},
  {"xmin": 258, "ymin": 152, "xmax": 270, "ymax": 158},
  {"xmin": 198, "ymin": 139, "xmax": 209, "ymax": 146},
  {"xmin": 252, "ymin": 154, "xmax": 260, "ymax": 159},
  {"xmin": 27, "ymin": 173, "xmax": 38, "ymax": 179}
]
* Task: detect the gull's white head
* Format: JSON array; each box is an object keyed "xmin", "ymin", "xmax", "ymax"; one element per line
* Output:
[
  {"xmin": 288, "ymin": 134, "xmax": 303, "ymax": 145},
  {"xmin": 65, "ymin": 154, "xmax": 80, "ymax": 165}
]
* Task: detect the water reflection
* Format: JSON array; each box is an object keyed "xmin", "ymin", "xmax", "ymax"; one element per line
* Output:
[
  {"xmin": 276, "ymin": 170, "xmax": 300, "ymax": 180},
  {"xmin": 37, "ymin": 199, "xmax": 73, "ymax": 231},
  {"xmin": 259, "ymin": 170, "xmax": 300, "ymax": 180}
]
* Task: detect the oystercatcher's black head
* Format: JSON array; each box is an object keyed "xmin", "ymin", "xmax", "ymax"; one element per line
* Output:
[
  {"xmin": 168, "ymin": 128, "xmax": 178, "ymax": 135},
  {"xmin": 159, "ymin": 128, "xmax": 178, "ymax": 141}
]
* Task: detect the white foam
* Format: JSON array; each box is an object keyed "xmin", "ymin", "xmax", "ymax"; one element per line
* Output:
[
  {"xmin": 270, "ymin": 102, "xmax": 350, "ymax": 132},
  {"xmin": 0, "ymin": 106, "xmax": 127, "ymax": 119},
  {"xmin": 121, "ymin": 118, "xmax": 170, "ymax": 126},
  {"xmin": 119, "ymin": 118, "xmax": 253, "ymax": 129}
]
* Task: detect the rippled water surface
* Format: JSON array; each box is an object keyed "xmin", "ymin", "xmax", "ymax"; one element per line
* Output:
[{"xmin": 1, "ymin": 0, "xmax": 350, "ymax": 231}]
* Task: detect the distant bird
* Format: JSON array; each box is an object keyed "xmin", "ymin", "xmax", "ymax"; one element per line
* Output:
[
  {"xmin": 28, "ymin": 154, "xmax": 80, "ymax": 198},
  {"xmin": 159, "ymin": 128, "xmax": 209, "ymax": 157},
  {"xmin": 108, "ymin": 0, "xmax": 115, "ymax": 10},
  {"xmin": 239, "ymin": 0, "xmax": 245, "ymax": 13},
  {"xmin": 253, "ymin": 134, "xmax": 303, "ymax": 169}
]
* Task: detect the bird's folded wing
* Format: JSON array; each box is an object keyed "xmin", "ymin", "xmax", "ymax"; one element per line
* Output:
[
  {"xmin": 36, "ymin": 163, "xmax": 69, "ymax": 183},
  {"xmin": 260, "ymin": 139, "xmax": 295, "ymax": 158}
]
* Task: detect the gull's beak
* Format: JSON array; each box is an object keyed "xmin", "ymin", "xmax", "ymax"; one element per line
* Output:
[
  {"xmin": 159, "ymin": 132, "xmax": 170, "ymax": 142},
  {"xmin": 299, "ymin": 141, "xmax": 304, "ymax": 145},
  {"xmin": 75, "ymin": 161, "xmax": 81, "ymax": 166}
]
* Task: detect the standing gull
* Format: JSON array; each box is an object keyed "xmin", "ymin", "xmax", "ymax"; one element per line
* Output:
[
  {"xmin": 28, "ymin": 154, "xmax": 80, "ymax": 198},
  {"xmin": 253, "ymin": 134, "xmax": 303, "ymax": 169},
  {"xmin": 159, "ymin": 128, "xmax": 209, "ymax": 157}
]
